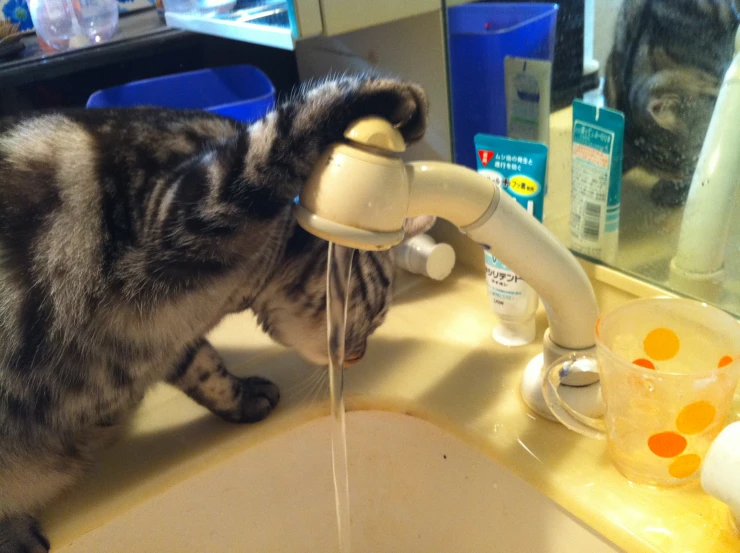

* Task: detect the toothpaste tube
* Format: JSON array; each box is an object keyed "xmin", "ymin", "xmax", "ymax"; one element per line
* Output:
[
  {"xmin": 474, "ymin": 133, "xmax": 548, "ymax": 346},
  {"xmin": 570, "ymin": 99, "xmax": 624, "ymax": 264}
]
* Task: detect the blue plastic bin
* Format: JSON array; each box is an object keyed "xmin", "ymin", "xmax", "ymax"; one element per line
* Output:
[
  {"xmin": 86, "ymin": 65, "xmax": 275, "ymax": 124},
  {"xmin": 447, "ymin": 3, "xmax": 558, "ymax": 169}
]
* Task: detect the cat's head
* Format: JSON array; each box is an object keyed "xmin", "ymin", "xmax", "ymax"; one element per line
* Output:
[
  {"xmin": 253, "ymin": 216, "xmax": 436, "ymax": 366},
  {"xmin": 628, "ymin": 68, "xmax": 720, "ymax": 180}
]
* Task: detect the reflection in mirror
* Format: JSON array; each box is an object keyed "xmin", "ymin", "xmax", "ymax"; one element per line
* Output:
[
  {"xmin": 441, "ymin": 2, "xmax": 740, "ymax": 314},
  {"xmin": 604, "ymin": 0, "xmax": 737, "ymax": 208},
  {"xmin": 595, "ymin": 0, "xmax": 740, "ymax": 314},
  {"xmin": 441, "ymin": 1, "xmax": 740, "ymax": 314}
]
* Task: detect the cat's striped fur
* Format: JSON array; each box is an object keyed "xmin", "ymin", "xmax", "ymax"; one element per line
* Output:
[
  {"xmin": 0, "ymin": 75, "xmax": 431, "ymax": 552},
  {"xmin": 605, "ymin": 0, "xmax": 739, "ymax": 206}
]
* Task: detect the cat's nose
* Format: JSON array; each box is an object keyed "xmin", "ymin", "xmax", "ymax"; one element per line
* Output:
[
  {"xmin": 343, "ymin": 339, "xmax": 367, "ymax": 368},
  {"xmin": 344, "ymin": 354, "xmax": 364, "ymax": 367}
]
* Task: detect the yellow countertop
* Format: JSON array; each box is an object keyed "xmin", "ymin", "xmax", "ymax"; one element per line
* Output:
[{"xmin": 42, "ymin": 261, "xmax": 740, "ymax": 553}]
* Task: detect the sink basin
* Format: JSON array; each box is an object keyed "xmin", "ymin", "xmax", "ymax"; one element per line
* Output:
[
  {"xmin": 56, "ymin": 410, "xmax": 621, "ymax": 553},
  {"xmin": 42, "ymin": 267, "xmax": 740, "ymax": 553}
]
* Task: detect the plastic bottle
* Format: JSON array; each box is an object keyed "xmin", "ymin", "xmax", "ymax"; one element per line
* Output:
[
  {"xmin": 474, "ymin": 134, "xmax": 548, "ymax": 347},
  {"xmin": 29, "ymin": 0, "xmax": 118, "ymax": 52}
]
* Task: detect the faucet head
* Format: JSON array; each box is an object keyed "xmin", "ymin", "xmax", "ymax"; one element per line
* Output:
[{"xmin": 293, "ymin": 117, "xmax": 411, "ymax": 251}]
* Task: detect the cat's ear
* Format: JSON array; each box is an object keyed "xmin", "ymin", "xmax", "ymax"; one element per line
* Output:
[
  {"xmin": 402, "ymin": 216, "xmax": 436, "ymax": 238},
  {"xmin": 647, "ymin": 93, "xmax": 681, "ymax": 131}
]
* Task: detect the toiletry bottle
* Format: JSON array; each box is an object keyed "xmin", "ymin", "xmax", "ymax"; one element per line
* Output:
[
  {"xmin": 504, "ymin": 57, "xmax": 552, "ymax": 197},
  {"xmin": 570, "ymin": 100, "xmax": 624, "ymax": 264},
  {"xmin": 474, "ymin": 134, "xmax": 548, "ymax": 346},
  {"xmin": 28, "ymin": 0, "xmax": 118, "ymax": 52},
  {"xmin": 505, "ymin": 57, "xmax": 552, "ymax": 146}
]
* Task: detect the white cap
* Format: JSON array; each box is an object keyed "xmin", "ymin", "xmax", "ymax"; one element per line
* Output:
[
  {"xmin": 702, "ymin": 422, "xmax": 740, "ymax": 525},
  {"xmin": 395, "ymin": 234, "xmax": 456, "ymax": 281},
  {"xmin": 425, "ymin": 243, "xmax": 456, "ymax": 280},
  {"xmin": 493, "ymin": 317, "xmax": 536, "ymax": 347}
]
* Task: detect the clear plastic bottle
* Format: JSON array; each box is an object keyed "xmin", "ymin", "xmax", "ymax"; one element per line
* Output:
[
  {"xmin": 28, "ymin": 0, "xmax": 118, "ymax": 52},
  {"xmin": 75, "ymin": 0, "xmax": 118, "ymax": 44}
]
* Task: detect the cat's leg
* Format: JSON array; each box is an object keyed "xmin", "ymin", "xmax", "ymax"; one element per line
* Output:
[
  {"xmin": 0, "ymin": 417, "xmax": 127, "ymax": 553},
  {"xmin": 168, "ymin": 339, "xmax": 279, "ymax": 423},
  {"xmin": 0, "ymin": 447, "xmax": 89, "ymax": 553},
  {"xmin": 0, "ymin": 515, "xmax": 49, "ymax": 553}
]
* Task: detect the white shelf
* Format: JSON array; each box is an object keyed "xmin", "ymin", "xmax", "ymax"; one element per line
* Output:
[{"xmin": 165, "ymin": 1, "xmax": 296, "ymax": 50}]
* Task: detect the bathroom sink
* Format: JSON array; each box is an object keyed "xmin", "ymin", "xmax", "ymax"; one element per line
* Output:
[
  {"xmin": 42, "ymin": 267, "xmax": 739, "ymax": 553},
  {"xmin": 55, "ymin": 410, "xmax": 621, "ymax": 553}
]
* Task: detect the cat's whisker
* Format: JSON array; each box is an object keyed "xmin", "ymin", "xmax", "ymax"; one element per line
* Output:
[
  {"xmin": 292, "ymin": 367, "xmax": 328, "ymax": 405},
  {"xmin": 281, "ymin": 365, "xmax": 325, "ymax": 397},
  {"xmin": 282, "ymin": 369, "xmax": 321, "ymax": 396},
  {"xmin": 306, "ymin": 368, "xmax": 329, "ymax": 405},
  {"xmin": 302, "ymin": 369, "xmax": 328, "ymax": 402}
]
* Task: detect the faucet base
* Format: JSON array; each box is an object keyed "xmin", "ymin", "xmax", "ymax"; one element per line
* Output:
[
  {"xmin": 668, "ymin": 259, "xmax": 724, "ymax": 303},
  {"xmin": 522, "ymin": 353, "xmax": 557, "ymax": 421},
  {"xmin": 521, "ymin": 331, "xmax": 602, "ymax": 423}
]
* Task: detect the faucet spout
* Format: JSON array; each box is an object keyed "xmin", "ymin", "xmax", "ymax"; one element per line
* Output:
[
  {"xmin": 671, "ymin": 27, "xmax": 740, "ymax": 288},
  {"xmin": 294, "ymin": 116, "xmax": 600, "ymax": 420},
  {"xmin": 405, "ymin": 161, "xmax": 495, "ymax": 227},
  {"xmin": 406, "ymin": 161, "xmax": 599, "ymax": 352}
]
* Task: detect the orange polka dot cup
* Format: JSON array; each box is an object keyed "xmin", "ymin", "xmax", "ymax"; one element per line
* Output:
[{"xmin": 543, "ymin": 298, "xmax": 740, "ymax": 487}]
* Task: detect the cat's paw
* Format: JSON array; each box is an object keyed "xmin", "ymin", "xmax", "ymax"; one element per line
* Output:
[
  {"xmin": 650, "ymin": 179, "xmax": 689, "ymax": 208},
  {"xmin": 0, "ymin": 515, "xmax": 50, "ymax": 553},
  {"xmin": 226, "ymin": 376, "xmax": 280, "ymax": 423},
  {"xmin": 300, "ymin": 75, "xmax": 429, "ymax": 146},
  {"xmin": 351, "ymin": 77, "xmax": 429, "ymax": 144}
]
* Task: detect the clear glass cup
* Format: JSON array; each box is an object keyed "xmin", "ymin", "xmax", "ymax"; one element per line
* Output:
[{"xmin": 544, "ymin": 298, "xmax": 740, "ymax": 486}]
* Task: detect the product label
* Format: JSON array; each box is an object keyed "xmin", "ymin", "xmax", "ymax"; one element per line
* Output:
[
  {"xmin": 508, "ymin": 175, "xmax": 540, "ymax": 197},
  {"xmin": 570, "ymin": 120, "xmax": 619, "ymax": 258},
  {"xmin": 508, "ymin": 72, "xmax": 540, "ymax": 142},
  {"xmin": 477, "ymin": 164, "xmax": 542, "ymax": 221},
  {"xmin": 476, "ymin": 134, "xmax": 547, "ymax": 321},
  {"xmin": 479, "ymin": 169, "xmax": 539, "ymax": 198},
  {"xmin": 484, "ymin": 252, "xmax": 528, "ymax": 316}
]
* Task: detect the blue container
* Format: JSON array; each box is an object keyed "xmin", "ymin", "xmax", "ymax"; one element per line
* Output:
[
  {"xmin": 86, "ymin": 65, "xmax": 275, "ymax": 124},
  {"xmin": 447, "ymin": 3, "xmax": 558, "ymax": 169}
]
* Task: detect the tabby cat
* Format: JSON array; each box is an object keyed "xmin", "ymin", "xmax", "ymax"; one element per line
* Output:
[
  {"xmin": 605, "ymin": 0, "xmax": 739, "ymax": 206},
  {"xmin": 0, "ymin": 75, "xmax": 431, "ymax": 553}
]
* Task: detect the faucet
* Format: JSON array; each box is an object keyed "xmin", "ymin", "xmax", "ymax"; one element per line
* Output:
[
  {"xmin": 670, "ymin": 26, "xmax": 740, "ymax": 298},
  {"xmin": 293, "ymin": 117, "xmax": 600, "ymax": 420}
]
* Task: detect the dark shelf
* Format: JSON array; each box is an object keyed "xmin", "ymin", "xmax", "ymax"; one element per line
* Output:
[{"xmin": 0, "ymin": 9, "xmax": 194, "ymax": 88}]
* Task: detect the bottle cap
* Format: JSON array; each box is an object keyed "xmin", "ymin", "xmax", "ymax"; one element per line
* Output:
[
  {"xmin": 395, "ymin": 235, "xmax": 456, "ymax": 281},
  {"xmin": 425, "ymin": 243, "xmax": 455, "ymax": 281},
  {"xmin": 493, "ymin": 317, "xmax": 536, "ymax": 347}
]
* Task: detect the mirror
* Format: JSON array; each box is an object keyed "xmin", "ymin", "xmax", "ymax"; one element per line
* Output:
[
  {"xmin": 444, "ymin": 0, "xmax": 740, "ymax": 316},
  {"xmin": 595, "ymin": 0, "xmax": 740, "ymax": 314}
]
